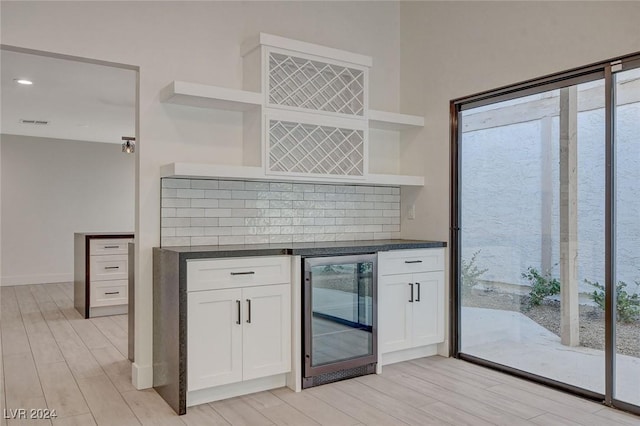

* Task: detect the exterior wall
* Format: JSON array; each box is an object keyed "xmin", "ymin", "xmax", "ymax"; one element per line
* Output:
[
  {"xmin": 0, "ymin": 1, "xmax": 402, "ymax": 387},
  {"xmin": 0, "ymin": 135, "xmax": 135, "ymax": 285}
]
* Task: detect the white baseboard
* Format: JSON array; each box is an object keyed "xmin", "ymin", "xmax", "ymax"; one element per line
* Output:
[
  {"xmin": 1, "ymin": 273, "xmax": 72, "ymax": 286},
  {"xmin": 381, "ymin": 344, "xmax": 439, "ymax": 368},
  {"xmin": 187, "ymin": 374, "xmax": 286, "ymax": 407},
  {"xmin": 132, "ymin": 362, "xmax": 153, "ymax": 390}
]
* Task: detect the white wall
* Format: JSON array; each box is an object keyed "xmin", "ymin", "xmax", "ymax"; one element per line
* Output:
[
  {"xmin": 1, "ymin": 135, "xmax": 135, "ymax": 285},
  {"xmin": 0, "ymin": 1, "xmax": 402, "ymax": 388},
  {"xmin": 398, "ymin": 1, "xmax": 640, "ymax": 355}
]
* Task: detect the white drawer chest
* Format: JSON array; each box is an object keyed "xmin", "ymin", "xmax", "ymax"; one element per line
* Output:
[{"xmin": 74, "ymin": 232, "xmax": 134, "ymax": 318}]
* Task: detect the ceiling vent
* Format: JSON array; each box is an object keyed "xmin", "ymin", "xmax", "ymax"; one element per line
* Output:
[{"xmin": 19, "ymin": 119, "xmax": 49, "ymax": 125}]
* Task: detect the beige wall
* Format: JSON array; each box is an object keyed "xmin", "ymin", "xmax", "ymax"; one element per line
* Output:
[
  {"xmin": 399, "ymin": 1, "xmax": 640, "ymax": 354},
  {"xmin": 0, "ymin": 1, "xmax": 401, "ymax": 387},
  {"xmin": 1, "ymin": 135, "xmax": 135, "ymax": 285}
]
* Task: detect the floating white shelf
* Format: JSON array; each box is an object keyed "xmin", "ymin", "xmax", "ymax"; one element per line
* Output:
[
  {"xmin": 369, "ymin": 110, "xmax": 424, "ymax": 131},
  {"xmin": 160, "ymin": 81, "xmax": 262, "ymax": 112},
  {"xmin": 161, "ymin": 163, "xmax": 424, "ymax": 187}
]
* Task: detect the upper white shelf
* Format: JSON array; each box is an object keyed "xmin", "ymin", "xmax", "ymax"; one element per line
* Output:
[
  {"xmin": 369, "ymin": 110, "xmax": 424, "ymax": 131},
  {"xmin": 161, "ymin": 163, "xmax": 424, "ymax": 187},
  {"xmin": 160, "ymin": 81, "xmax": 261, "ymax": 112}
]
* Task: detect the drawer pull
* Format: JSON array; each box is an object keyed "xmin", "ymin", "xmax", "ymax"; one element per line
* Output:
[
  {"xmin": 405, "ymin": 260, "xmax": 423, "ymax": 264},
  {"xmin": 230, "ymin": 271, "xmax": 255, "ymax": 276},
  {"xmin": 104, "ymin": 245, "xmax": 120, "ymax": 249},
  {"xmin": 415, "ymin": 282, "xmax": 421, "ymax": 302},
  {"xmin": 104, "ymin": 266, "xmax": 120, "ymax": 270},
  {"xmin": 105, "ymin": 291, "xmax": 120, "ymax": 295},
  {"xmin": 236, "ymin": 300, "xmax": 241, "ymax": 325},
  {"xmin": 409, "ymin": 283, "xmax": 414, "ymax": 302}
]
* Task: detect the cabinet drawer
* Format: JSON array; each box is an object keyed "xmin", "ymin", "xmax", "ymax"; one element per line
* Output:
[
  {"xmin": 379, "ymin": 248, "xmax": 444, "ymax": 275},
  {"xmin": 91, "ymin": 280, "xmax": 128, "ymax": 307},
  {"xmin": 187, "ymin": 256, "xmax": 291, "ymax": 292},
  {"xmin": 90, "ymin": 255, "xmax": 129, "ymax": 281},
  {"xmin": 90, "ymin": 239, "xmax": 133, "ymax": 255}
]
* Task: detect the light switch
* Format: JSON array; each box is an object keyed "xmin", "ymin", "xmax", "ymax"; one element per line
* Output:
[{"xmin": 408, "ymin": 204, "xmax": 416, "ymax": 220}]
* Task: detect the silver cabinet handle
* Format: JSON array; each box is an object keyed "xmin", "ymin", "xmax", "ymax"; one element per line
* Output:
[
  {"xmin": 236, "ymin": 300, "xmax": 241, "ymax": 325},
  {"xmin": 104, "ymin": 245, "xmax": 120, "ymax": 249},
  {"xmin": 405, "ymin": 260, "xmax": 423, "ymax": 264},
  {"xmin": 415, "ymin": 282, "xmax": 421, "ymax": 302},
  {"xmin": 105, "ymin": 291, "xmax": 120, "ymax": 295},
  {"xmin": 246, "ymin": 299, "xmax": 252, "ymax": 323},
  {"xmin": 104, "ymin": 266, "xmax": 120, "ymax": 270},
  {"xmin": 409, "ymin": 283, "xmax": 414, "ymax": 302},
  {"xmin": 230, "ymin": 271, "xmax": 255, "ymax": 276}
]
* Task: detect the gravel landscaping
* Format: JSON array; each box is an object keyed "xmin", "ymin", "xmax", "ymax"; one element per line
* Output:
[{"xmin": 463, "ymin": 290, "xmax": 640, "ymax": 358}]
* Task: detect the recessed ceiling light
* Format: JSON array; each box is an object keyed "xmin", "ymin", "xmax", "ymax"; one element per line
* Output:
[{"xmin": 14, "ymin": 79, "xmax": 33, "ymax": 85}]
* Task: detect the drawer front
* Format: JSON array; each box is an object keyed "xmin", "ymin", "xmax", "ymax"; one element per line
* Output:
[
  {"xmin": 90, "ymin": 238, "xmax": 133, "ymax": 255},
  {"xmin": 91, "ymin": 280, "xmax": 128, "ymax": 307},
  {"xmin": 187, "ymin": 256, "xmax": 291, "ymax": 292},
  {"xmin": 379, "ymin": 248, "xmax": 445, "ymax": 275},
  {"xmin": 90, "ymin": 255, "xmax": 129, "ymax": 281}
]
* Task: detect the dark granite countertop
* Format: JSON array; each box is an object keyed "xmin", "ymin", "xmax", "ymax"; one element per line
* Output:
[
  {"xmin": 155, "ymin": 239, "xmax": 446, "ymax": 260},
  {"xmin": 75, "ymin": 232, "xmax": 134, "ymax": 237}
]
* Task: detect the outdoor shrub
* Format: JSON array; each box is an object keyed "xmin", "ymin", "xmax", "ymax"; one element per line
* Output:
[
  {"xmin": 461, "ymin": 250, "xmax": 488, "ymax": 293},
  {"xmin": 522, "ymin": 266, "xmax": 560, "ymax": 307},
  {"xmin": 585, "ymin": 279, "xmax": 640, "ymax": 323}
]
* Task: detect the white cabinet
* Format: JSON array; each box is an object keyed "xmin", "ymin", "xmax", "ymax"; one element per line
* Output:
[
  {"xmin": 378, "ymin": 249, "xmax": 445, "ymax": 358},
  {"xmin": 186, "ymin": 256, "xmax": 291, "ymax": 393}
]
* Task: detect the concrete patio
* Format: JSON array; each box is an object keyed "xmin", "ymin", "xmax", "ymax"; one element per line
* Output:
[{"xmin": 462, "ymin": 307, "xmax": 640, "ymax": 406}]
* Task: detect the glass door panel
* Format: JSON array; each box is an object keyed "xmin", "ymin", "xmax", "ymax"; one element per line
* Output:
[
  {"xmin": 305, "ymin": 255, "xmax": 375, "ymax": 368},
  {"xmin": 614, "ymin": 66, "xmax": 640, "ymax": 407},
  {"xmin": 459, "ymin": 79, "xmax": 606, "ymax": 393}
]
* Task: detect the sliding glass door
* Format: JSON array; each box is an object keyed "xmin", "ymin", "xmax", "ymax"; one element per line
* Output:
[
  {"xmin": 614, "ymin": 65, "xmax": 640, "ymax": 408},
  {"xmin": 452, "ymin": 54, "xmax": 640, "ymax": 413}
]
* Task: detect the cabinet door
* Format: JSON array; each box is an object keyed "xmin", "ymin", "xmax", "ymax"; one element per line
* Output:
[
  {"xmin": 411, "ymin": 271, "xmax": 445, "ymax": 347},
  {"xmin": 378, "ymin": 275, "xmax": 413, "ymax": 353},
  {"xmin": 187, "ymin": 288, "xmax": 242, "ymax": 391},
  {"xmin": 242, "ymin": 284, "xmax": 291, "ymax": 381}
]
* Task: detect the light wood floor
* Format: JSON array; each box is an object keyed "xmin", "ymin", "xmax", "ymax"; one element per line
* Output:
[{"xmin": 1, "ymin": 283, "xmax": 639, "ymax": 426}]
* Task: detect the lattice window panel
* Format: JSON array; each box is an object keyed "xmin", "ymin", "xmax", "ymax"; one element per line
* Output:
[
  {"xmin": 268, "ymin": 120, "xmax": 364, "ymax": 177},
  {"xmin": 268, "ymin": 52, "xmax": 365, "ymax": 116}
]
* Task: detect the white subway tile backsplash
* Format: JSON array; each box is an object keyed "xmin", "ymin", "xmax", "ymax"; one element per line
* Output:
[
  {"xmin": 269, "ymin": 235, "xmax": 293, "ymax": 244},
  {"xmin": 191, "ymin": 199, "xmax": 220, "ymax": 208},
  {"xmin": 232, "ymin": 190, "xmax": 258, "ymax": 200},
  {"xmin": 162, "ymin": 188, "xmax": 178, "ymax": 198},
  {"xmin": 162, "ymin": 198, "xmax": 190, "ymax": 208},
  {"xmin": 205, "ymin": 190, "xmax": 232, "ymax": 199},
  {"xmin": 191, "ymin": 236, "xmax": 219, "ymax": 245},
  {"xmin": 245, "ymin": 181, "xmax": 270, "ymax": 191},
  {"xmin": 191, "ymin": 179, "xmax": 219, "ymax": 190},
  {"xmin": 162, "ymin": 178, "xmax": 190, "ymax": 189},
  {"xmin": 219, "ymin": 180, "xmax": 245, "ymax": 190},
  {"xmin": 176, "ymin": 227, "xmax": 204, "ymax": 237},
  {"xmin": 219, "ymin": 236, "xmax": 245, "ymax": 245},
  {"xmin": 205, "ymin": 227, "xmax": 232, "ymax": 236},
  {"xmin": 270, "ymin": 182, "xmax": 293, "ymax": 192},
  {"xmin": 219, "ymin": 199, "xmax": 245, "ymax": 208},
  {"xmin": 160, "ymin": 178, "xmax": 401, "ymax": 247},
  {"xmin": 177, "ymin": 189, "xmax": 204, "ymax": 199},
  {"xmin": 292, "ymin": 183, "xmax": 315, "ymax": 193},
  {"xmin": 161, "ymin": 208, "xmax": 176, "ymax": 218},
  {"xmin": 205, "ymin": 208, "xmax": 232, "ymax": 217},
  {"xmin": 177, "ymin": 208, "xmax": 204, "ymax": 217},
  {"xmin": 219, "ymin": 218, "xmax": 245, "ymax": 227},
  {"xmin": 162, "ymin": 217, "xmax": 191, "ymax": 227},
  {"xmin": 245, "ymin": 218, "xmax": 271, "ymax": 226},
  {"xmin": 245, "ymin": 235, "xmax": 270, "ymax": 244}
]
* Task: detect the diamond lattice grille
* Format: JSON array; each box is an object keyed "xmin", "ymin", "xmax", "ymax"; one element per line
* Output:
[
  {"xmin": 269, "ymin": 53, "xmax": 365, "ymax": 116},
  {"xmin": 269, "ymin": 120, "xmax": 364, "ymax": 176}
]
